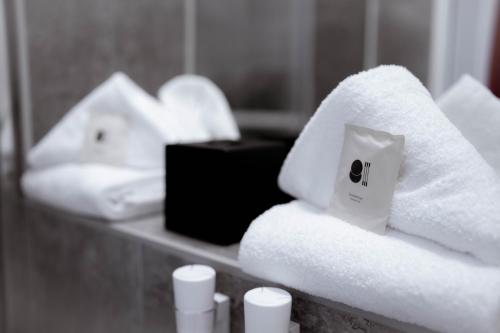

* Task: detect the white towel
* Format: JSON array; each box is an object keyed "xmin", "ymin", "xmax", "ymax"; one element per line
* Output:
[
  {"xmin": 278, "ymin": 65, "xmax": 500, "ymax": 265},
  {"xmin": 23, "ymin": 73, "xmax": 241, "ymax": 220},
  {"xmin": 239, "ymin": 201, "xmax": 500, "ymax": 333},
  {"xmin": 23, "ymin": 72, "xmax": 183, "ymax": 220},
  {"xmin": 22, "ymin": 164, "xmax": 164, "ymax": 220},
  {"xmin": 28, "ymin": 72, "xmax": 185, "ymax": 170},
  {"xmin": 438, "ymin": 75, "xmax": 500, "ymax": 174},
  {"xmin": 158, "ymin": 75, "xmax": 240, "ymax": 142}
]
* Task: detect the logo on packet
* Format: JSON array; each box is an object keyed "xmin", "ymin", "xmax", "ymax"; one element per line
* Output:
[{"xmin": 349, "ymin": 159, "xmax": 371, "ymax": 187}]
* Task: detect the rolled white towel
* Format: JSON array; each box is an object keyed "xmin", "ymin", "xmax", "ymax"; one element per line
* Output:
[
  {"xmin": 278, "ymin": 65, "xmax": 500, "ymax": 265},
  {"xmin": 438, "ymin": 75, "xmax": 500, "ymax": 174},
  {"xmin": 158, "ymin": 75, "xmax": 240, "ymax": 142},
  {"xmin": 21, "ymin": 164, "xmax": 164, "ymax": 220},
  {"xmin": 28, "ymin": 72, "xmax": 185, "ymax": 170},
  {"xmin": 239, "ymin": 201, "xmax": 500, "ymax": 333}
]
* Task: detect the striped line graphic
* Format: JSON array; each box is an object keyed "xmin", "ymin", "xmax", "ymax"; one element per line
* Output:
[{"xmin": 362, "ymin": 162, "xmax": 371, "ymax": 187}]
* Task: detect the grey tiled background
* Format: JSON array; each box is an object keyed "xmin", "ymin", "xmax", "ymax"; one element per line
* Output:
[
  {"xmin": 24, "ymin": 0, "xmax": 185, "ymax": 142},
  {"xmin": 28, "ymin": 209, "xmax": 143, "ymax": 333},
  {"xmin": 15, "ymin": 0, "xmax": 433, "ymax": 143},
  {"xmin": 314, "ymin": 0, "xmax": 366, "ymax": 106},
  {"xmin": 377, "ymin": 0, "xmax": 432, "ymax": 83},
  {"xmin": 196, "ymin": 0, "xmax": 296, "ymax": 111}
]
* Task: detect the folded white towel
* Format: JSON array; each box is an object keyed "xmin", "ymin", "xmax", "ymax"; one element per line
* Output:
[
  {"xmin": 239, "ymin": 201, "xmax": 500, "ymax": 333},
  {"xmin": 278, "ymin": 65, "xmax": 500, "ymax": 264},
  {"xmin": 22, "ymin": 164, "xmax": 164, "ymax": 220},
  {"xmin": 23, "ymin": 72, "xmax": 184, "ymax": 220},
  {"xmin": 28, "ymin": 72, "xmax": 184, "ymax": 170},
  {"xmin": 23, "ymin": 73, "xmax": 241, "ymax": 220},
  {"xmin": 438, "ymin": 75, "xmax": 500, "ymax": 174},
  {"xmin": 158, "ymin": 75, "xmax": 240, "ymax": 142}
]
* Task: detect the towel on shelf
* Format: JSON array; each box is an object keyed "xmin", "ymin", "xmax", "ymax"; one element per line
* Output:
[
  {"xmin": 438, "ymin": 75, "xmax": 500, "ymax": 174},
  {"xmin": 22, "ymin": 72, "xmax": 184, "ymax": 220},
  {"xmin": 23, "ymin": 72, "xmax": 242, "ymax": 220},
  {"xmin": 239, "ymin": 200, "xmax": 500, "ymax": 333},
  {"xmin": 158, "ymin": 75, "xmax": 240, "ymax": 142},
  {"xmin": 278, "ymin": 65, "xmax": 500, "ymax": 265},
  {"xmin": 22, "ymin": 164, "xmax": 164, "ymax": 220},
  {"xmin": 28, "ymin": 72, "xmax": 185, "ymax": 170}
]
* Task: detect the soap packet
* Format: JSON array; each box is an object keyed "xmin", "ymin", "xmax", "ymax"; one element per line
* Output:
[
  {"xmin": 81, "ymin": 111, "xmax": 130, "ymax": 165},
  {"xmin": 328, "ymin": 124, "xmax": 405, "ymax": 234}
]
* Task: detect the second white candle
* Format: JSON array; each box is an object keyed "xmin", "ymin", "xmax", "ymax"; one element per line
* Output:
[
  {"xmin": 244, "ymin": 287, "xmax": 292, "ymax": 333},
  {"xmin": 173, "ymin": 264, "xmax": 216, "ymax": 313}
]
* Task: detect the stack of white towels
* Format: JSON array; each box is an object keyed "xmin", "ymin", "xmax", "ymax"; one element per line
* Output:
[
  {"xmin": 239, "ymin": 66, "xmax": 500, "ymax": 333},
  {"xmin": 22, "ymin": 72, "xmax": 240, "ymax": 220}
]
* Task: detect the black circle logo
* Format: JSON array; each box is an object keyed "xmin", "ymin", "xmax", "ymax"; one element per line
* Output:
[{"xmin": 349, "ymin": 160, "xmax": 363, "ymax": 183}]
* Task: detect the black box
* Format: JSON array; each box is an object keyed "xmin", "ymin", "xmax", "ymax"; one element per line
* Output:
[{"xmin": 165, "ymin": 140, "xmax": 292, "ymax": 245}]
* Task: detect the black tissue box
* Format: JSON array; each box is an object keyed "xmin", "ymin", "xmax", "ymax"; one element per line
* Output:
[{"xmin": 165, "ymin": 140, "xmax": 292, "ymax": 245}]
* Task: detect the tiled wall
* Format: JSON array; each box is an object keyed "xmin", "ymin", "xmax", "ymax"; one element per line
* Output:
[
  {"xmin": 24, "ymin": 0, "xmax": 185, "ymax": 142},
  {"xmin": 314, "ymin": 0, "xmax": 366, "ymax": 106},
  {"xmin": 2, "ymin": 196, "xmax": 144, "ymax": 333},
  {"xmin": 0, "ymin": 0, "xmax": 10, "ymax": 330},
  {"xmin": 196, "ymin": 0, "xmax": 296, "ymax": 111},
  {"xmin": 16, "ymin": 0, "xmax": 433, "ymax": 144},
  {"xmin": 377, "ymin": 0, "xmax": 432, "ymax": 83}
]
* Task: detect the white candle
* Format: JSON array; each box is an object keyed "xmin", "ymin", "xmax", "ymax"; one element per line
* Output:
[
  {"xmin": 173, "ymin": 265, "xmax": 216, "ymax": 333},
  {"xmin": 244, "ymin": 287, "xmax": 292, "ymax": 333},
  {"xmin": 173, "ymin": 264, "xmax": 216, "ymax": 312}
]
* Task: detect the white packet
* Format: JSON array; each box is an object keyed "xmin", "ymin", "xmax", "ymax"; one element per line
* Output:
[
  {"xmin": 81, "ymin": 111, "xmax": 130, "ymax": 166},
  {"xmin": 328, "ymin": 124, "xmax": 405, "ymax": 234}
]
